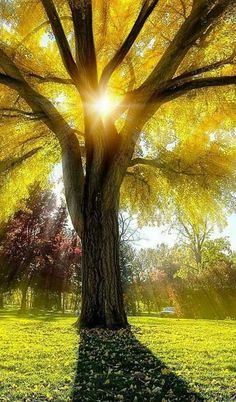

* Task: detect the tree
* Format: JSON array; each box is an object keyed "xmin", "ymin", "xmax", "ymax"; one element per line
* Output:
[
  {"xmin": 173, "ymin": 215, "xmax": 213, "ymax": 268},
  {"xmin": 171, "ymin": 211, "xmax": 233, "ymax": 274},
  {"xmin": 119, "ymin": 241, "xmax": 138, "ymax": 314},
  {"xmin": 129, "ymin": 240, "xmax": 236, "ymax": 318},
  {"xmin": 30, "ymin": 206, "xmax": 81, "ymax": 311},
  {"xmin": 0, "ymin": 0, "xmax": 235, "ymax": 328},
  {"xmin": 0, "ymin": 189, "xmax": 81, "ymax": 311},
  {"xmin": 0, "ymin": 188, "xmax": 56, "ymax": 310},
  {"xmin": 201, "ymin": 236, "xmax": 233, "ymax": 268}
]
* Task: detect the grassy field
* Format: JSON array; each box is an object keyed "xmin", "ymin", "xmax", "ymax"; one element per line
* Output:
[{"xmin": 0, "ymin": 312, "xmax": 235, "ymax": 401}]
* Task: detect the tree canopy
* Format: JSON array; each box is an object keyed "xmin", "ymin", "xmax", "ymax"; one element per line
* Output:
[{"xmin": 0, "ymin": 0, "xmax": 235, "ymax": 227}]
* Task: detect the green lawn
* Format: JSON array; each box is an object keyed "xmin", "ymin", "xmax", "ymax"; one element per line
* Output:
[{"xmin": 0, "ymin": 312, "xmax": 235, "ymax": 401}]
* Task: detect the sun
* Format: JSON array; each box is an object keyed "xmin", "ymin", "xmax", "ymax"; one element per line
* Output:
[{"xmin": 92, "ymin": 94, "xmax": 112, "ymax": 117}]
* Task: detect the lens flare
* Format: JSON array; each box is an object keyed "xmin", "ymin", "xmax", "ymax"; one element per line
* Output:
[{"xmin": 92, "ymin": 95, "xmax": 111, "ymax": 117}]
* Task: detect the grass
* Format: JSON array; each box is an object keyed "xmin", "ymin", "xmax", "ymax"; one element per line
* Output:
[{"xmin": 0, "ymin": 312, "xmax": 235, "ymax": 401}]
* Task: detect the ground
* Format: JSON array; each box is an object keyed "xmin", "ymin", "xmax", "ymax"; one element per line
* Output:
[{"xmin": 0, "ymin": 312, "xmax": 235, "ymax": 401}]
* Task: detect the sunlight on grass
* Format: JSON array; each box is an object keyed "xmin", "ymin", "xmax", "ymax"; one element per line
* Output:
[
  {"xmin": 132, "ymin": 317, "xmax": 236, "ymax": 401},
  {"xmin": 0, "ymin": 314, "xmax": 235, "ymax": 401},
  {"xmin": 0, "ymin": 314, "xmax": 77, "ymax": 401}
]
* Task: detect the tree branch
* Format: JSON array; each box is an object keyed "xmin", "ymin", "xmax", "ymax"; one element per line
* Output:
[
  {"xmin": 68, "ymin": 0, "xmax": 98, "ymax": 91},
  {"xmin": 40, "ymin": 0, "xmax": 79, "ymax": 84},
  {"xmin": 114, "ymin": 1, "xmax": 234, "ymax": 120},
  {"xmin": 106, "ymin": 1, "xmax": 233, "ymax": 193},
  {"xmin": 140, "ymin": 0, "xmax": 232, "ymax": 93},
  {"xmin": 126, "ymin": 55, "xmax": 137, "ymax": 92},
  {"xmin": 0, "ymin": 50, "xmax": 77, "ymax": 143},
  {"xmin": 125, "ymin": 170, "xmax": 151, "ymax": 194},
  {"xmin": 129, "ymin": 156, "xmax": 228, "ymax": 178},
  {"xmin": 99, "ymin": 0, "xmax": 160, "ymax": 89},
  {"xmin": 129, "ymin": 157, "xmax": 162, "ymax": 168},
  {"xmin": 0, "ymin": 147, "xmax": 42, "ymax": 174},
  {"xmin": 13, "ymin": 16, "xmax": 72, "ymax": 56},
  {"xmin": 0, "ymin": 49, "xmax": 85, "ymax": 232},
  {"xmin": 155, "ymin": 75, "xmax": 236, "ymax": 102},
  {"xmin": 0, "ymin": 107, "xmax": 45, "ymax": 120},
  {"xmin": 172, "ymin": 52, "xmax": 236, "ymax": 82},
  {"xmin": 26, "ymin": 72, "xmax": 73, "ymax": 85},
  {"xmin": 0, "ymin": 73, "xmax": 23, "ymax": 90}
]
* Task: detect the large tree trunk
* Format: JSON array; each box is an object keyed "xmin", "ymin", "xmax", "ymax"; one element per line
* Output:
[
  {"xmin": 79, "ymin": 197, "xmax": 128, "ymax": 329},
  {"xmin": 62, "ymin": 121, "xmax": 128, "ymax": 329}
]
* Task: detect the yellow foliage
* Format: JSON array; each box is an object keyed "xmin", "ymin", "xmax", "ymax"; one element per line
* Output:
[{"xmin": 0, "ymin": 0, "xmax": 235, "ymax": 224}]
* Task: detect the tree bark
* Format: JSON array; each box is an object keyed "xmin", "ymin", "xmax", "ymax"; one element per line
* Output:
[
  {"xmin": 79, "ymin": 195, "xmax": 128, "ymax": 329},
  {"xmin": 20, "ymin": 285, "xmax": 28, "ymax": 312}
]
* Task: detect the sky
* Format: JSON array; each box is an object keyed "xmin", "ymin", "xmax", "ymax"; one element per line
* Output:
[{"xmin": 136, "ymin": 215, "xmax": 236, "ymax": 250}]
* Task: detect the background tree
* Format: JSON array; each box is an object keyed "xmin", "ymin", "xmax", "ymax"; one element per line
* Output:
[
  {"xmin": 174, "ymin": 216, "xmax": 213, "ymax": 268},
  {"xmin": 0, "ymin": 0, "xmax": 235, "ymax": 328},
  {"xmin": 31, "ymin": 206, "xmax": 81, "ymax": 311},
  {"xmin": 0, "ymin": 188, "xmax": 55, "ymax": 310},
  {"xmin": 128, "ymin": 239, "xmax": 236, "ymax": 318},
  {"xmin": 118, "ymin": 212, "xmax": 141, "ymax": 314},
  {"xmin": 201, "ymin": 237, "xmax": 233, "ymax": 269},
  {"xmin": 0, "ymin": 189, "xmax": 81, "ymax": 311}
]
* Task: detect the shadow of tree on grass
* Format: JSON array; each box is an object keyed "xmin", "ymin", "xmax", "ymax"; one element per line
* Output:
[{"xmin": 72, "ymin": 328, "xmax": 203, "ymax": 402}]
